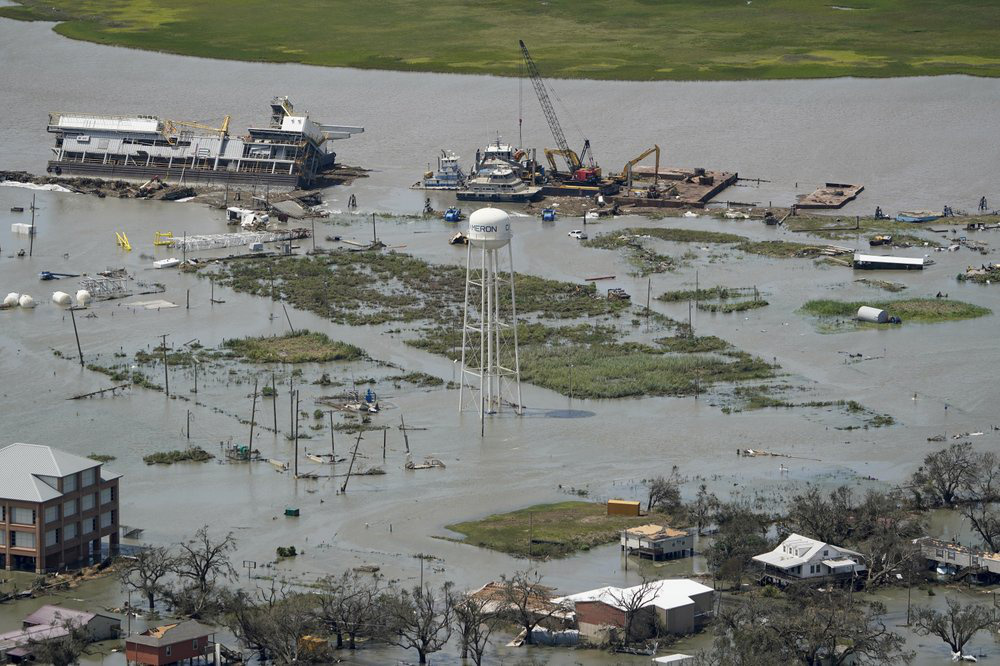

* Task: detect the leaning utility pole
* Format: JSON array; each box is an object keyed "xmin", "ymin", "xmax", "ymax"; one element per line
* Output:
[
  {"xmin": 159, "ymin": 334, "xmax": 169, "ymax": 396},
  {"xmin": 341, "ymin": 431, "xmax": 364, "ymax": 493}
]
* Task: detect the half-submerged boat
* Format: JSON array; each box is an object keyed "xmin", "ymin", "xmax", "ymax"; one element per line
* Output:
[{"xmin": 896, "ymin": 210, "xmax": 942, "ymax": 223}]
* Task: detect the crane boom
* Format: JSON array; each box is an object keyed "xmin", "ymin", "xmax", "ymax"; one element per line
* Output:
[{"xmin": 519, "ymin": 40, "xmax": 578, "ymax": 172}]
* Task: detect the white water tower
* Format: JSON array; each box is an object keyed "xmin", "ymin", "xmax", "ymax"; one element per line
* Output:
[{"xmin": 459, "ymin": 208, "xmax": 523, "ymax": 419}]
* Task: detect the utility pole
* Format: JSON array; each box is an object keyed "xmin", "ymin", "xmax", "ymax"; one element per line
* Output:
[
  {"xmin": 311, "ymin": 219, "xmax": 316, "ymax": 253},
  {"xmin": 69, "ymin": 307, "xmax": 84, "ymax": 367},
  {"xmin": 371, "ymin": 213, "xmax": 377, "ymax": 245},
  {"xmin": 159, "ymin": 334, "xmax": 169, "ymax": 397},
  {"xmin": 329, "ymin": 411, "xmax": 335, "ymax": 456},
  {"xmin": 192, "ymin": 359, "xmax": 199, "ymax": 393},
  {"xmin": 289, "ymin": 377, "xmax": 294, "ymax": 436},
  {"xmin": 271, "ymin": 374, "xmax": 277, "ymax": 432},
  {"xmin": 293, "ymin": 390, "xmax": 300, "ymax": 478},
  {"xmin": 29, "ymin": 194, "xmax": 36, "ymax": 257},
  {"xmin": 400, "ymin": 414, "xmax": 410, "ymax": 453},
  {"xmin": 382, "ymin": 427, "xmax": 386, "ymax": 460},
  {"xmin": 186, "ymin": 410, "xmax": 191, "ymax": 440},
  {"xmin": 249, "ymin": 378, "xmax": 258, "ymax": 451},
  {"xmin": 645, "ymin": 277, "xmax": 651, "ymax": 317},
  {"xmin": 341, "ymin": 431, "xmax": 363, "ymax": 493}
]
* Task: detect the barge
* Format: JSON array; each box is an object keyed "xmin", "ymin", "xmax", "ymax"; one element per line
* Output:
[{"xmin": 45, "ymin": 96, "xmax": 363, "ymax": 189}]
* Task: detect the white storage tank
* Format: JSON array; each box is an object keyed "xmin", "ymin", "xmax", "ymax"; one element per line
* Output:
[
  {"xmin": 52, "ymin": 291, "xmax": 72, "ymax": 306},
  {"xmin": 857, "ymin": 306, "xmax": 888, "ymax": 323},
  {"xmin": 76, "ymin": 289, "xmax": 92, "ymax": 307},
  {"xmin": 4, "ymin": 292, "xmax": 20, "ymax": 307},
  {"xmin": 467, "ymin": 207, "xmax": 512, "ymax": 249},
  {"xmin": 18, "ymin": 294, "xmax": 36, "ymax": 308}
]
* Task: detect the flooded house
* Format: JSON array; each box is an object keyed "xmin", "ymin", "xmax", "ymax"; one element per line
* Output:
[
  {"xmin": 0, "ymin": 443, "xmax": 120, "ymax": 573},
  {"xmin": 621, "ymin": 524, "xmax": 693, "ymax": 561},
  {"xmin": 752, "ymin": 533, "xmax": 866, "ymax": 587}
]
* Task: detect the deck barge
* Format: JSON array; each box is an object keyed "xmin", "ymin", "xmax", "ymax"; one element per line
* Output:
[
  {"xmin": 796, "ymin": 182, "xmax": 864, "ymax": 209},
  {"xmin": 613, "ymin": 168, "xmax": 737, "ymax": 208}
]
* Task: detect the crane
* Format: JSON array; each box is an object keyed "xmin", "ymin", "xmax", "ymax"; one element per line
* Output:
[
  {"xmin": 163, "ymin": 115, "xmax": 231, "ymax": 139},
  {"xmin": 519, "ymin": 40, "xmax": 599, "ymax": 183},
  {"xmin": 621, "ymin": 145, "xmax": 660, "ymax": 188}
]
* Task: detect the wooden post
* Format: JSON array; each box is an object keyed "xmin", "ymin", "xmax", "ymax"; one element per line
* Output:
[
  {"xmin": 382, "ymin": 428, "xmax": 386, "ymax": 460},
  {"xmin": 282, "ymin": 304, "xmax": 295, "ymax": 334},
  {"xmin": 160, "ymin": 334, "xmax": 169, "ymax": 397},
  {"xmin": 400, "ymin": 415, "xmax": 410, "ymax": 453},
  {"xmin": 272, "ymin": 374, "xmax": 278, "ymax": 432},
  {"xmin": 289, "ymin": 377, "xmax": 294, "ymax": 436},
  {"xmin": 29, "ymin": 194, "xmax": 36, "ymax": 257},
  {"xmin": 193, "ymin": 360, "xmax": 198, "ymax": 394},
  {"xmin": 294, "ymin": 390, "xmax": 300, "ymax": 478},
  {"xmin": 69, "ymin": 307, "xmax": 84, "ymax": 367},
  {"xmin": 371, "ymin": 212, "xmax": 377, "ymax": 245},
  {"xmin": 311, "ymin": 219, "xmax": 316, "ymax": 253},
  {"xmin": 186, "ymin": 288, "xmax": 190, "ymax": 310},
  {"xmin": 330, "ymin": 409, "xmax": 337, "ymax": 456},
  {"xmin": 249, "ymin": 378, "xmax": 258, "ymax": 451},
  {"xmin": 187, "ymin": 410, "xmax": 191, "ymax": 440},
  {"xmin": 645, "ymin": 277, "xmax": 651, "ymax": 317}
]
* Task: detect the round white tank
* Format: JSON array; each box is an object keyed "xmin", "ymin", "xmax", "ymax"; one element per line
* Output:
[
  {"xmin": 857, "ymin": 306, "xmax": 888, "ymax": 323},
  {"xmin": 18, "ymin": 294, "xmax": 36, "ymax": 308},
  {"xmin": 467, "ymin": 208, "xmax": 512, "ymax": 249},
  {"xmin": 4, "ymin": 292, "xmax": 20, "ymax": 307},
  {"xmin": 76, "ymin": 289, "xmax": 92, "ymax": 307},
  {"xmin": 52, "ymin": 291, "xmax": 72, "ymax": 306}
]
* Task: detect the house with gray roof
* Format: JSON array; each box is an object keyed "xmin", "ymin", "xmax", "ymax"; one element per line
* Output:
[{"xmin": 0, "ymin": 443, "xmax": 121, "ymax": 573}]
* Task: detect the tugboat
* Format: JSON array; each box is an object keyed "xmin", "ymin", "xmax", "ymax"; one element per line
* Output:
[
  {"xmin": 417, "ymin": 150, "xmax": 465, "ymax": 190},
  {"xmin": 457, "ymin": 165, "xmax": 542, "ymax": 203}
]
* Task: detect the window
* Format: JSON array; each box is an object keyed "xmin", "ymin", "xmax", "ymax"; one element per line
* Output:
[
  {"xmin": 45, "ymin": 506, "xmax": 59, "ymax": 523},
  {"xmin": 87, "ymin": 518, "xmax": 97, "ymax": 534},
  {"xmin": 63, "ymin": 474, "xmax": 77, "ymax": 493},
  {"xmin": 12, "ymin": 531, "xmax": 35, "ymax": 548},
  {"xmin": 82, "ymin": 468, "xmax": 96, "ymax": 487},
  {"xmin": 0, "ymin": 531, "xmax": 4, "ymax": 545},
  {"xmin": 100, "ymin": 512, "xmax": 112, "ymax": 529},
  {"xmin": 82, "ymin": 494, "xmax": 95, "ymax": 512},
  {"xmin": 46, "ymin": 529, "xmax": 59, "ymax": 546},
  {"xmin": 100, "ymin": 488, "xmax": 112, "ymax": 505},
  {"xmin": 64, "ymin": 523, "xmax": 77, "ymax": 540},
  {"xmin": 1, "ymin": 506, "xmax": 5, "ymax": 522},
  {"xmin": 192, "ymin": 639, "xmax": 199, "ymax": 649},
  {"xmin": 64, "ymin": 499, "xmax": 77, "ymax": 517},
  {"xmin": 165, "ymin": 646, "xmax": 172, "ymax": 657},
  {"xmin": 823, "ymin": 550, "xmax": 829, "ymax": 556},
  {"xmin": 12, "ymin": 508, "xmax": 35, "ymax": 525}
]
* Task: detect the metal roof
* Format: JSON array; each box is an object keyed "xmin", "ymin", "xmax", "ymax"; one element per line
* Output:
[
  {"xmin": 752, "ymin": 533, "xmax": 864, "ymax": 570},
  {"xmin": 853, "ymin": 253, "xmax": 925, "ymax": 266},
  {"xmin": 0, "ymin": 443, "xmax": 106, "ymax": 502},
  {"xmin": 555, "ymin": 579, "xmax": 712, "ymax": 612},
  {"xmin": 23, "ymin": 605, "xmax": 97, "ymax": 627}
]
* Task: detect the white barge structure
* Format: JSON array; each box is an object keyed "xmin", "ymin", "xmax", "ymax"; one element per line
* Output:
[{"xmin": 45, "ymin": 96, "xmax": 362, "ymax": 189}]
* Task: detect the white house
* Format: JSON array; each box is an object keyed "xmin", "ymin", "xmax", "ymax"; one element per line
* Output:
[{"xmin": 752, "ymin": 533, "xmax": 866, "ymax": 585}]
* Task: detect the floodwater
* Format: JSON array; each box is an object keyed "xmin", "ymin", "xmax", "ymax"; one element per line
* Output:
[{"xmin": 2, "ymin": 15, "xmax": 1000, "ymax": 665}]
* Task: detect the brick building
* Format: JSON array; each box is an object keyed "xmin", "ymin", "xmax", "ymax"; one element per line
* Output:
[
  {"xmin": 0, "ymin": 443, "xmax": 121, "ymax": 573},
  {"xmin": 125, "ymin": 620, "xmax": 216, "ymax": 666}
]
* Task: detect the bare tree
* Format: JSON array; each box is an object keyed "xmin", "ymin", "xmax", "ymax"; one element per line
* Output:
[
  {"xmin": 607, "ymin": 578, "xmax": 660, "ymax": 646},
  {"xmin": 454, "ymin": 592, "xmax": 499, "ymax": 666},
  {"xmin": 382, "ymin": 582, "xmax": 455, "ymax": 664},
  {"xmin": 25, "ymin": 616, "xmax": 91, "ymax": 666},
  {"xmin": 911, "ymin": 597, "xmax": 994, "ymax": 658},
  {"xmin": 783, "ymin": 485, "xmax": 855, "ymax": 544},
  {"xmin": 645, "ymin": 465, "xmax": 684, "ymax": 513},
  {"xmin": 498, "ymin": 570, "xmax": 565, "ymax": 645},
  {"xmin": 960, "ymin": 450, "xmax": 1000, "ymax": 550},
  {"xmin": 705, "ymin": 501, "xmax": 771, "ymax": 590},
  {"xmin": 169, "ymin": 525, "xmax": 237, "ymax": 617},
  {"xmin": 315, "ymin": 571, "xmax": 385, "ymax": 650},
  {"xmin": 909, "ymin": 442, "xmax": 976, "ymax": 508},
  {"xmin": 226, "ymin": 582, "xmax": 324, "ymax": 664},
  {"xmin": 699, "ymin": 592, "xmax": 912, "ymax": 665},
  {"xmin": 687, "ymin": 483, "xmax": 720, "ymax": 535},
  {"xmin": 120, "ymin": 545, "xmax": 174, "ymax": 610}
]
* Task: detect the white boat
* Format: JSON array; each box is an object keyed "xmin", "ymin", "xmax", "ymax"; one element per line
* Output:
[
  {"xmin": 457, "ymin": 165, "xmax": 542, "ymax": 202},
  {"xmin": 419, "ymin": 150, "xmax": 465, "ymax": 190},
  {"xmin": 153, "ymin": 258, "xmax": 181, "ymax": 269}
]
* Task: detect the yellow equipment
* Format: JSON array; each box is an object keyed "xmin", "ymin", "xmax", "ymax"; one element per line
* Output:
[
  {"xmin": 544, "ymin": 147, "xmax": 602, "ymax": 181},
  {"xmin": 115, "ymin": 232, "xmax": 131, "ymax": 251},
  {"xmin": 620, "ymin": 145, "xmax": 660, "ymax": 188},
  {"xmin": 153, "ymin": 231, "xmax": 174, "ymax": 246},
  {"xmin": 163, "ymin": 115, "xmax": 231, "ymax": 142},
  {"xmin": 544, "ymin": 148, "xmax": 582, "ymax": 173}
]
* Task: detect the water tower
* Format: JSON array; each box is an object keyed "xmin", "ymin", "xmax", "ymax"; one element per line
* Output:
[{"xmin": 459, "ymin": 208, "xmax": 523, "ymax": 419}]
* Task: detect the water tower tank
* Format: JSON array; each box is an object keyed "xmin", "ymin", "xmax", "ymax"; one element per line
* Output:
[{"xmin": 467, "ymin": 208, "xmax": 512, "ymax": 249}]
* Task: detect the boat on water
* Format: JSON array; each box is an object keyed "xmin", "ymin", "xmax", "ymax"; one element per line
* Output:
[
  {"xmin": 306, "ymin": 453, "xmax": 345, "ymax": 464},
  {"xmin": 443, "ymin": 207, "xmax": 463, "ymax": 222},
  {"xmin": 153, "ymin": 258, "xmax": 180, "ymax": 269},
  {"xmin": 457, "ymin": 165, "xmax": 542, "ymax": 202},
  {"xmin": 896, "ymin": 210, "xmax": 942, "ymax": 223},
  {"xmin": 418, "ymin": 150, "xmax": 466, "ymax": 190}
]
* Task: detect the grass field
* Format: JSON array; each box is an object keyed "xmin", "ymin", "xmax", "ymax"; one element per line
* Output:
[
  {"xmin": 445, "ymin": 501, "xmax": 675, "ymax": 559},
  {"xmin": 223, "ymin": 330, "xmax": 364, "ymax": 363},
  {"xmin": 801, "ymin": 298, "xmax": 991, "ymax": 323},
  {"xmin": 3, "ymin": 1, "xmax": 1000, "ymax": 80}
]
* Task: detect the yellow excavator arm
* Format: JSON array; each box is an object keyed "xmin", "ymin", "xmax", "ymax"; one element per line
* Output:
[
  {"xmin": 622, "ymin": 145, "xmax": 660, "ymax": 187},
  {"xmin": 543, "ymin": 148, "xmax": 583, "ymax": 174}
]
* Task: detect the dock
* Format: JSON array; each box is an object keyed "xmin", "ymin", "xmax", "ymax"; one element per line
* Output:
[
  {"xmin": 613, "ymin": 168, "xmax": 738, "ymax": 209},
  {"xmin": 796, "ymin": 183, "xmax": 864, "ymax": 209}
]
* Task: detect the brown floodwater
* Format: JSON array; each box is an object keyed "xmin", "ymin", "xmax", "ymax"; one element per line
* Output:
[{"xmin": 2, "ymin": 14, "xmax": 1000, "ymax": 664}]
